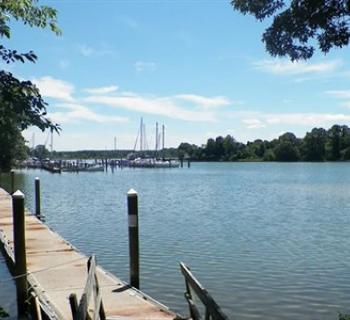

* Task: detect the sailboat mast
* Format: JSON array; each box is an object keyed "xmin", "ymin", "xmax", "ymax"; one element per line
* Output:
[
  {"xmin": 50, "ymin": 129, "xmax": 53, "ymax": 153},
  {"xmin": 155, "ymin": 122, "xmax": 158, "ymax": 151},
  {"xmin": 32, "ymin": 132, "xmax": 35, "ymax": 149},
  {"xmin": 140, "ymin": 117, "xmax": 143, "ymax": 151}
]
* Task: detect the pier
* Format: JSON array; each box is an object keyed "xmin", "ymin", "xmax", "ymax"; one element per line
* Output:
[{"xmin": 0, "ymin": 187, "xmax": 178, "ymax": 319}]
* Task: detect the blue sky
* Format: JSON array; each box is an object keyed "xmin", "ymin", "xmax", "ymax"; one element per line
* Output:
[{"xmin": 7, "ymin": 0, "xmax": 350, "ymax": 150}]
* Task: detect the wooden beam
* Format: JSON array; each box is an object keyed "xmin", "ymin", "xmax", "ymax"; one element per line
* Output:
[{"xmin": 180, "ymin": 262, "xmax": 229, "ymax": 320}]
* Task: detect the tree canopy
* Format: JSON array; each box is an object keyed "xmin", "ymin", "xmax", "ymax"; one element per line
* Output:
[
  {"xmin": 231, "ymin": 0, "xmax": 350, "ymax": 60},
  {"xmin": 0, "ymin": 0, "xmax": 60, "ymax": 171},
  {"xmin": 178, "ymin": 124, "xmax": 350, "ymax": 162}
]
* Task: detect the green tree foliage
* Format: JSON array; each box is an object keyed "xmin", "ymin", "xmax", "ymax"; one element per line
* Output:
[
  {"xmin": 325, "ymin": 124, "xmax": 341, "ymax": 160},
  {"xmin": 301, "ymin": 128, "xmax": 327, "ymax": 161},
  {"xmin": 30, "ymin": 144, "xmax": 50, "ymax": 160},
  {"xmin": 0, "ymin": 0, "xmax": 60, "ymax": 171},
  {"xmin": 178, "ymin": 124, "xmax": 350, "ymax": 162},
  {"xmin": 273, "ymin": 132, "xmax": 300, "ymax": 161},
  {"xmin": 231, "ymin": 0, "xmax": 350, "ymax": 60}
]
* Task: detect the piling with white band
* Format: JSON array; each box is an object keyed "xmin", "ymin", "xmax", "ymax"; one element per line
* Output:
[{"xmin": 127, "ymin": 188, "xmax": 140, "ymax": 289}]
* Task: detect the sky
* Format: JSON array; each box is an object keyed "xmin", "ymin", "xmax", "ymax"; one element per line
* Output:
[{"xmin": 6, "ymin": 0, "xmax": 350, "ymax": 151}]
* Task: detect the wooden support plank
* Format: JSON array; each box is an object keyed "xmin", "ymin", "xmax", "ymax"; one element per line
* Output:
[
  {"xmin": 205, "ymin": 308, "xmax": 210, "ymax": 320},
  {"xmin": 93, "ymin": 291, "xmax": 102, "ymax": 320},
  {"xmin": 78, "ymin": 293, "xmax": 88, "ymax": 320},
  {"xmin": 69, "ymin": 293, "xmax": 79, "ymax": 320},
  {"xmin": 180, "ymin": 262, "xmax": 229, "ymax": 320},
  {"xmin": 30, "ymin": 292, "xmax": 43, "ymax": 320},
  {"xmin": 184, "ymin": 292, "xmax": 202, "ymax": 320},
  {"xmin": 93, "ymin": 268, "xmax": 106, "ymax": 320},
  {"xmin": 81, "ymin": 256, "xmax": 96, "ymax": 308}
]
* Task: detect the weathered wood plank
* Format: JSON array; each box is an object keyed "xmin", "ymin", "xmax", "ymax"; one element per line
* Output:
[
  {"xmin": 93, "ymin": 291, "xmax": 102, "ymax": 320},
  {"xmin": 180, "ymin": 262, "xmax": 228, "ymax": 320},
  {"xmin": 184, "ymin": 292, "xmax": 201, "ymax": 320}
]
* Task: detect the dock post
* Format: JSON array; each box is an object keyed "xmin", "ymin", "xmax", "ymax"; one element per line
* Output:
[
  {"xmin": 10, "ymin": 170, "xmax": 15, "ymax": 194},
  {"xmin": 127, "ymin": 189, "xmax": 140, "ymax": 289},
  {"xmin": 35, "ymin": 178, "xmax": 41, "ymax": 220},
  {"xmin": 187, "ymin": 160, "xmax": 191, "ymax": 168},
  {"xmin": 12, "ymin": 190, "xmax": 28, "ymax": 316}
]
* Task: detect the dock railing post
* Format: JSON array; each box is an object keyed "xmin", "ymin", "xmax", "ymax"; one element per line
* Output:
[
  {"xmin": 12, "ymin": 190, "xmax": 28, "ymax": 316},
  {"xmin": 35, "ymin": 178, "xmax": 41, "ymax": 220},
  {"xmin": 127, "ymin": 189, "xmax": 140, "ymax": 289},
  {"xmin": 11, "ymin": 170, "xmax": 15, "ymax": 194}
]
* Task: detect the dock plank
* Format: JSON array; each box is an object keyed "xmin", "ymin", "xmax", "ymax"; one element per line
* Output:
[{"xmin": 0, "ymin": 188, "xmax": 178, "ymax": 320}]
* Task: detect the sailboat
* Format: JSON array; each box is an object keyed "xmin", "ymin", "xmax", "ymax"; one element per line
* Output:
[{"xmin": 129, "ymin": 118, "xmax": 179, "ymax": 168}]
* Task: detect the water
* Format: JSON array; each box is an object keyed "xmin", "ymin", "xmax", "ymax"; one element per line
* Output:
[{"xmin": 1, "ymin": 162, "xmax": 350, "ymax": 319}]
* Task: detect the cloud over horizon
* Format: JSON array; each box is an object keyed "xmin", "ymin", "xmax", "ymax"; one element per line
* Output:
[
  {"xmin": 253, "ymin": 59, "xmax": 341, "ymax": 76},
  {"xmin": 32, "ymin": 75, "xmax": 232, "ymax": 124}
]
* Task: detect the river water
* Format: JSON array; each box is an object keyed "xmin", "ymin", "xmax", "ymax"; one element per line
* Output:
[{"xmin": 1, "ymin": 162, "xmax": 350, "ymax": 319}]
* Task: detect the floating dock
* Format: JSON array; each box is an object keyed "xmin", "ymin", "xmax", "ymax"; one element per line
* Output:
[{"xmin": 0, "ymin": 188, "xmax": 178, "ymax": 319}]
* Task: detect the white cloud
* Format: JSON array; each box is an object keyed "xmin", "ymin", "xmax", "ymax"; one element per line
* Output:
[
  {"xmin": 340, "ymin": 102, "xmax": 350, "ymax": 108},
  {"xmin": 326, "ymin": 90, "xmax": 350, "ymax": 99},
  {"xmin": 79, "ymin": 44, "xmax": 113, "ymax": 57},
  {"xmin": 84, "ymin": 94, "xmax": 217, "ymax": 122},
  {"xmin": 83, "ymin": 85, "xmax": 119, "ymax": 95},
  {"xmin": 32, "ymin": 76, "xmax": 75, "ymax": 102},
  {"xmin": 134, "ymin": 61, "xmax": 157, "ymax": 72},
  {"xmin": 175, "ymin": 94, "xmax": 231, "ymax": 108},
  {"xmin": 30, "ymin": 76, "xmax": 232, "ymax": 123},
  {"xmin": 50, "ymin": 103, "xmax": 128, "ymax": 124},
  {"xmin": 79, "ymin": 45, "xmax": 94, "ymax": 57},
  {"xmin": 253, "ymin": 59, "xmax": 341, "ymax": 75},
  {"xmin": 257, "ymin": 113, "xmax": 350, "ymax": 127},
  {"xmin": 242, "ymin": 118, "xmax": 266, "ymax": 129}
]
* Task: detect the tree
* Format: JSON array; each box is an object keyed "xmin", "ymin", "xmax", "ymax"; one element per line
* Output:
[
  {"xmin": 231, "ymin": 0, "xmax": 350, "ymax": 60},
  {"xmin": 326, "ymin": 124, "xmax": 341, "ymax": 160},
  {"xmin": 204, "ymin": 138, "xmax": 217, "ymax": 161},
  {"xmin": 301, "ymin": 127, "xmax": 327, "ymax": 161},
  {"xmin": 31, "ymin": 144, "xmax": 50, "ymax": 160},
  {"xmin": 223, "ymin": 135, "xmax": 238, "ymax": 160},
  {"xmin": 0, "ymin": 1, "xmax": 61, "ymax": 171}
]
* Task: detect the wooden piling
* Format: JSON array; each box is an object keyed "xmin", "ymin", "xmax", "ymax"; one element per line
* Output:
[
  {"xmin": 69, "ymin": 293, "xmax": 78, "ymax": 320},
  {"xmin": 12, "ymin": 190, "xmax": 28, "ymax": 316},
  {"xmin": 188, "ymin": 160, "xmax": 191, "ymax": 168},
  {"xmin": 127, "ymin": 189, "xmax": 140, "ymax": 289},
  {"xmin": 35, "ymin": 177, "xmax": 41, "ymax": 220},
  {"xmin": 10, "ymin": 170, "xmax": 15, "ymax": 194}
]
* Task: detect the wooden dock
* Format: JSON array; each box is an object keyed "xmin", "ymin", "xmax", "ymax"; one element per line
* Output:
[{"xmin": 0, "ymin": 187, "xmax": 179, "ymax": 320}]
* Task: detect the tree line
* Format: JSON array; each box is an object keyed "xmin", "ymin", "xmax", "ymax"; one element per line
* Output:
[{"xmin": 178, "ymin": 125, "xmax": 350, "ymax": 162}]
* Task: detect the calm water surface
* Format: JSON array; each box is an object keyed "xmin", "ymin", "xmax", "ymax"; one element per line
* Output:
[{"xmin": 1, "ymin": 162, "xmax": 350, "ymax": 319}]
